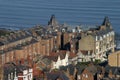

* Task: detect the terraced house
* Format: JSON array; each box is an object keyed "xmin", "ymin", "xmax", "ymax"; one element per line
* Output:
[
  {"xmin": 0, "ymin": 15, "xmax": 116, "ymax": 80},
  {"xmin": 78, "ymin": 17, "xmax": 115, "ymax": 62}
]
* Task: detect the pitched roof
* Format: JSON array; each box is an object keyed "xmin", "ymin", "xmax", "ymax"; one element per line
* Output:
[
  {"xmin": 44, "ymin": 56, "xmax": 58, "ymax": 62},
  {"xmin": 46, "ymin": 71, "xmax": 69, "ymax": 80},
  {"xmin": 0, "ymin": 30, "xmax": 32, "ymax": 45},
  {"xmin": 86, "ymin": 65, "xmax": 97, "ymax": 75},
  {"xmin": 4, "ymin": 62, "xmax": 30, "ymax": 75},
  {"xmin": 80, "ymin": 50, "xmax": 93, "ymax": 55},
  {"xmin": 69, "ymin": 53, "xmax": 77, "ymax": 59},
  {"xmin": 105, "ymin": 65, "xmax": 120, "ymax": 75},
  {"xmin": 102, "ymin": 16, "xmax": 110, "ymax": 26},
  {"xmin": 44, "ymin": 50, "xmax": 68, "ymax": 62},
  {"xmin": 67, "ymin": 64, "xmax": 75, "ymax": 75}
]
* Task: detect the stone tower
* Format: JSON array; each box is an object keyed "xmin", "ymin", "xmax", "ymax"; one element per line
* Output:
[
  {"xmin": 102, "ymin": 16, "xmax": 112, "ymax": 29},
  {"xmin": 48, "ymin": 14, "xmax": 58, "ymax": 27}
]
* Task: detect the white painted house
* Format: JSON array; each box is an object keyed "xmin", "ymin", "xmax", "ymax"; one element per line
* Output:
[
  {"xmin": 45, "ymin": 50, "xmax": 69, "ymax": 69},
  {"xmin": 52, "ymin": 51, "xmax": 69, "ymax": 69},
  {"xmin": 8, "ymin": 68, "xmax": 33, "ymax": 80},
  {"xmin": 17, "ymin": 68, "xmax": 33, "ymax": 80}
]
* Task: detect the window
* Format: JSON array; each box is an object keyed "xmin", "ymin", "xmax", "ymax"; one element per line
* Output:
[
  {"xmin": 85, "ymin": 74, "xmax": 88, "ymax": 78},
  {"xmin": 33, "ymin": 47, "xmax": 35, "ymax": 50},
  {"xmin": 24, "ymin": 77, "xmax": 26, "ymax": 80},
  {"xmin": 96, "ymin": 49, "xmax": 98, "ymax": 53},
  {"xmin": 55, "ymin": 40, "xmax": 57, "ymax": 44},
  {"xmin": 83, "ymin": 74, "xmax": 85, "ymax": 77},
  {"xmin": 96, "ymin": 36, "xmax": 98, "ymax": 41},
  {"xmin": 66, "ymin": 62, "xmax": 68, "ymax": 65},
  {"xmin": 55, "ymin": 66, "xmax": 56, "ymax": 68},
  {"xmin": 78, "ymin": 76, "xmax": 81, "ymax": 79},
  {"xmin": 100, "ymin": 36, "xmax": 102, "ymax": 40},
  {"xmin": 96, "ymin": 42, "xmax": 98, "ymax": 47},
  {"xmin": 99, "ymin": 48, "xmax": 101, "ymax": 51},
  {"xmin": 55, "ymin": 36, "xmax": 57, "ymax": 39},
  {"xmin": 71, "ymin": 44, "xmax": 73, "ymax": 48}
]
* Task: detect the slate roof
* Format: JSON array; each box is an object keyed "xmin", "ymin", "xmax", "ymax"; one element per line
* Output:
[
  {"xmin": 105, "ymin": 65, "xmax": 120, "ymax": 75},
  {"xmin": 76, "ymin": 64, "xmax": 98, "ymax": 75},
  {"xmin": 46, "ymin": 71, "xmax": 69, "ymax": 80},
  {"xmin": 0, "ymin": 39, "xmax": 38, "ymax": 54},
  {"xmin": 69, "ymin": 53, "xmax": 77, "ymax": 59},
  {"xmin": 86, "ymin": 65, "xmax": 97, "ymax": 76},
  {"xmin": 0, "ymin": 30, "xmax": 32, "ymax": 45},
  {"xmin": 4, "ymin": 62, "xmax": 30, "ymax": 75},
  {"xmin": 91, "ymin": 29, "xmax": 113, "ymax": 36},
  {"xmin": 80, "ymin": 50, "xmax": 93, "ymax": 55}
]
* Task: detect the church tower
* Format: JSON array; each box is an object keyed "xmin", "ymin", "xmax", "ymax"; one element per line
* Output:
[
  {"xmin": 48, "ymin": 14, "xmax": 58, "ymax": 27},
  {"xmin": 102, "ymin": 16, "xmax": 112, "ymax": 30}
]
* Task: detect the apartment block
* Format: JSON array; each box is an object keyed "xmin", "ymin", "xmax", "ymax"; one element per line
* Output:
[{"xmin": 79, "ymin": 17, "xmax": 115, "ymax": 61}]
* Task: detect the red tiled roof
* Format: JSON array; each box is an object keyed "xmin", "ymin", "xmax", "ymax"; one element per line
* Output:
[
  {"xmin": 44, "ymin": 50, "xmax": 68, "ymax": 62},
  {"xmin": 80, "ymin": 50, "xmax": 93, "ymax": 55},
  {"xmin": 80, "ymin": 50, "xmax": 88, "ymax": 54},
  {"xmin": 69, "ymin": 53, "xmax": 77, "ymax": 59}
]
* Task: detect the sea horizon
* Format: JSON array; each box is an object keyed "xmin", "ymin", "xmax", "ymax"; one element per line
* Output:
[{"xmin": 0, "ymin": 0, "xmax": 120, "ymax": 33}]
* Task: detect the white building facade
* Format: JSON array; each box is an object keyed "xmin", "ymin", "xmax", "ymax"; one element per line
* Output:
[
  {"xmin": 78, "ymin": 17, "xmax": 116, "ymax": 62},
  {"xmin": 52, "ymin": 52, "xmax": 69, "ymax": 69},
  {"xmin": 8, "ymin": 68, "xmax": 33, "ymax": 80}
]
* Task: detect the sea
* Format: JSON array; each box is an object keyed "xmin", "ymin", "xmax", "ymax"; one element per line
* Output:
[
  {"xmin": 0, "ymin": 0, "xmax": 120, "ymax": 31},
  {"xmin": 0, "ymin": 0, "xmax": 120, "ymax": 35}
]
